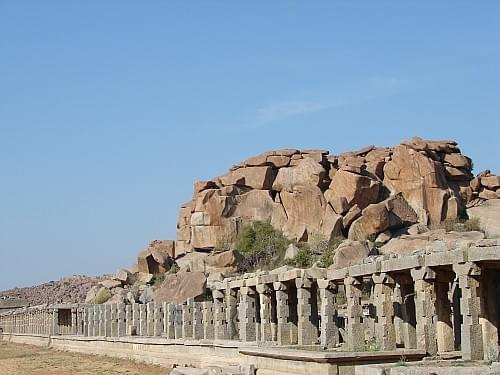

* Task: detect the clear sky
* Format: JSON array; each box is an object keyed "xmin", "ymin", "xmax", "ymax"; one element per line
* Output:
[{"xmin": 1, "ymin": 2, "xmax": 499, "ymax": 290}]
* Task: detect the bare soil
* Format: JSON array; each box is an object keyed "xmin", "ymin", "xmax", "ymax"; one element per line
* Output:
[{"xmin": 0, "ymin": 341, "xmax": 168, "ymax": 375}]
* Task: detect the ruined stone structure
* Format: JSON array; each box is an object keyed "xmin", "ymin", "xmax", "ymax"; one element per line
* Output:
[{"xmin": 2, "ymin": 240, "xmax": 499, "ymax": 367}]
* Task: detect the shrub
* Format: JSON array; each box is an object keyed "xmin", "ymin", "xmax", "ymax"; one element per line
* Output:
[
  {"xmin": 318, "ymin": 236, "xmax": 343, "ymax": 268},
  {"xmin": 94, "ymin": 287, "xmax": 112, "ymax": 304},
  {"xmin": 285, "ymin": 247, "xmax": 314, "ymax": 268},
  {"xmin": 235, "ymin": 221, "xmax": 291, "ymax": 271}
]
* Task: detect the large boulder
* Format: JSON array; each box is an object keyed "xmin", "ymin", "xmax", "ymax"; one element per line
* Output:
[
  {"xmin": 272, "ymin": 157, "xmax": 327, "ymax": 192},
  {"xmin": 348, "ymin": 194, "xmax": 417, "ymax": 240},
  {"xmin": 467, "ymin": 199, "xmax": 500, "ymax": 238},
  {"xmin": 137, "ymin": 240, "xmax": 175, "ymax": 274},
  {"xmin": 329, "ymin": 240, "xmax": 370, "ymax": 269},
  {"xmin": 205, "ymin": 250, "xmax": 245, "ymax": 274},
  {"xmin": 153, "ymin": 272, "xmax": 207, "ymax": 304}
]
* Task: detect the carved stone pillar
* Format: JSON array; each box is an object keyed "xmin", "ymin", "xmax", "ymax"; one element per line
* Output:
[
  {"xmin": 411, "ymin": 267, "xmax": 438, "ymax": 356},
  {"xmin": 239, "ymin": 287, "xmax": 257, "ymax": 342},
  {"xmin": 345, "ymin": 276, "xmax": 364, "ymax": 351},
  {"xmin": 213, "ymin": 290, "xmax": 227, "ymax": 340},
  {"xmin": 273, "ymin": 281, "xmax": 291, "ymax": 345},
  {"xmin": 257, "ymin": 284, "xmax": 273, "ymax": 342},
  {"xmin": 203, "ymin": 300, "xmax": 215, "ymax": 339},
  {"xmin": 372, "ymin": 272, "xmax": 396, "ymax": 350},
  {"xmin": 296, "ymin": 278, "xmax": 317, "ymax": 345},
  {"xmin": 225, "ymin": 288, "xmax": 238, "ymax": 340},
  {"xmin": 318, "ymin": 279, "xmax": 339, "ymax": 348},
  {"xmin": 453, "ymin": 263, "xmax": 484, "ymax": 360}
]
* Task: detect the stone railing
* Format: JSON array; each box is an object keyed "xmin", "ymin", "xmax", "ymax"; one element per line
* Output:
[{"xmin": 1, "ymin": 239, "xmax": 499, "ymax": 362}]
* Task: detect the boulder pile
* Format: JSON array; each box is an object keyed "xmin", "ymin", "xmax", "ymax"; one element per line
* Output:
[{"xmin": 175, "ymin": 137, "xmax": 498, "ymax": 253}]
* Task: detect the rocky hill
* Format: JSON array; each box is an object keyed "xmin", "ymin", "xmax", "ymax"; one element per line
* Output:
[
  {"xmin": 0, "ymin": 275, "xmax": 106, "ymax": 305},
  {"xmin": 176, "ymin": 136, "xmax": 498, "ymax": 254}
]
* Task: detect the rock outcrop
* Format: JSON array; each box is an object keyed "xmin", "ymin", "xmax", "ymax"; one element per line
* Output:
[{"xmin": 176, "ymin": 137, "xmax": 498, "ymax": 253}]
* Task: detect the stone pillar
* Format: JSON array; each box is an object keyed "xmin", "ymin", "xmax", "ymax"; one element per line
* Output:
[
  {"xmin": 257, "ymin": 284, "xmax": 273, "ymax": 342},
  {"xmin": 124, "ymin": 305, "xmax": 132, "ymax": 335},
  {"xmin": 87, "ymin": 306, "xmax": 94, "ymax": 336},
  {"xmin": 182, "ymin": 300, "xmax": 194, "ymax": 338},
  {"xmin": 318, "ymin": 279, "xmax": 339, "ymax": 349},
  {"xmin": 411, "ymin": 267, "xmax": 438, "ymax": 356},
  {"xmin": 225, "ymin": 288, "xmax": 238, "ymax": 340},
  {"xmin": 131, "ymin": 303, "xmax": 139, "ymax": 335},
  {"xmin": 203, "ymin": 300, "xmax": 215, "ymax": 339},
  {"xmin": 164, "ymin": 303, "xmax": 175, "ymax": 339},
  {"xmin": 239, "ymin": 287, "xmax": 257, "ymax": 342},
  {"xmin": 51, "ymin": 309, "xmax": 59, "ymax": 336},
  {"xmin": 453, "ymin": 263, "xmax": 484, "ymax": 360},
  {"xmin": 480, "ymin": 270, "xmax": 499, "ymax": 360},
  {"xmin": 145, "ymin": 302, "xmax": 153, "ymax": 336},
  {"xmin": 192, "ymin": 300, "xmax": 204, "ymax": 339},
  {"xmin": 296, "ymin": 278, "xmax": 317, "ymax": 346},
  {"xmin": 372, "ymin": 272, "xmax": 396, "ymax": 350},
  {"xmin": 273, "ymin": 281, "xmax": 291, "ymax": 345},
  {"xmin": 154, "ymin": 302, "xmax": 163, "ymax": 337},
  {"xmin": 174, "ymin": 304, "xmax": 183, "ymax": 339},
  {"xmin": 138, "ymin": 304, "xmax": 147, "ymax": 336},
  {"xmin": 71, "ymin": 308, "xmax": 77, "ymax": 335},
  {"xmin": 436, "ymin": 276, "xmax": 454, "ymax": 352},
  {"xmin": 399, "ymin": 281, "xmax": 417, "ymax": 349},
  {"xmin": 345, "ymin": 277, "xmax": 364, "ymax": 351},
  {"xmin": 103, "ymin": 304, "xmax": 111, "ymax": 337},
  {"xmin": 110, "ymin": 304, "xmax": 118, "ymax": 337},
  {"xmin": 213, "ymin": 290, "xmax": 227, "ymax": 340},
  {"xmin": 117, "ymin": 304, "xmax": 126, "ymax": 336}
]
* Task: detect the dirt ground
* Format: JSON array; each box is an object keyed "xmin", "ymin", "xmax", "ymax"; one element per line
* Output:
[{"xmin": 0, "ymin": 341, "xmax": 169, "ymax": 375}]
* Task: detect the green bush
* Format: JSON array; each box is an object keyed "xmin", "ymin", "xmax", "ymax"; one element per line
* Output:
[
  {"xmin": 94, "ymin": 287, "xmax": 112, "ymax": 304},
  {"xmin": 235, "ymin": 221, "xmax": 290, "ymax": 270},
  {"xmin": 285, "ymin": 247, "xmax": 314, "ymax": 268},
  {"xmin": 318, "ymin": 236, "xmax": 343, "ymax": 268}
]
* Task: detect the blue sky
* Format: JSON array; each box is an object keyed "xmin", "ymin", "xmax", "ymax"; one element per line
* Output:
[{"xmin": 1, "ymin": 2, "xmax": 499, "ymax": 290}]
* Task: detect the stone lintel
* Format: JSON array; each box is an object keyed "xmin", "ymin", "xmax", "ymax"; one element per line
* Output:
[
  {"xmin": 410, "ymin": 267, "xmax": 436, "ymax": 281},
  {"xmin": 424, "ymin": 249, "xmax": 466, "ymax": 267},
  {"xmin": 256, "ymin": 274, "xmax": 278, "ymax": 285},
  {"xmin": 349, "ymin": 261, "xmax": 380, "ymax": 277},
  {"xmin": 229, "ymin": 279, "xmax": 245, "ymax": 289},
  {"xmin": 278, "ymin": 269, "xmax": 302, "ymax": 282},
  {"xmin": 211, "ymin": 282, "xmax": 225, "ymax": 291},
  {"xmin": 381, "ymin": 254, "xmax": 423, "ymax": 273},
  {"xmin": 453, "ymin": 262, "xmax": 481, "ymax": 276},
  {"xmin": 326, "ymin": 267, "xmax": 348, "ymax": 281},
  {"xmin": 244, "ymin": 277, "xmax": 258, "ymax": 287},
  {"xmin": 372, "ymin": 272, "xmax": 395, "ymax": 285},
  {"xmin": 303, "ymin": 268, "xmax": 326, "ymax": 279},
  {"xmin": 295, "ymin": 277, "xmax": 312, "ymax": 289},
  {"xmin": 468, "ymin": 246, "xmax": 500, "ymax": 262}
]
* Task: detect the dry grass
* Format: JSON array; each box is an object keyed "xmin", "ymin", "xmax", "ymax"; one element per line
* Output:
[{"xmin": 0, "ymin": 341, "xmax": 168, "ymax": 375}]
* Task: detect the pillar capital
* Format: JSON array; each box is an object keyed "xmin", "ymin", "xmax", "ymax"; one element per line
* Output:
[
  {"xmin": 411, "ymin": 267, "xmax": 436, "ymax": 281},
  {"xmin": 453, "ymin": 262, "xmax": 481, "ymax": 277},
  {"xmin": 372, "ymin": 272, "xmax": 395, "ymax": 285},
  {"xmin": 273, "ymin": 281, "xmax": 287, "ymax": 291},
  {"xmin": 344, "ymin": 276, "xmax": 362, "ymax": 286},
  {"xmin": 317, "ymin": 278, "xmax": 338, "ymax": 290},
  {"xmin": 295, "ymin": 277, "xmax": 312, "ymax": 289},
  {"xmin": 256, "ymin": 283, "xmax": 272, "ymax": 294}
]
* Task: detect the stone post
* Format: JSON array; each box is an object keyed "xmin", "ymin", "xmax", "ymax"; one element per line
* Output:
[
  {"xmin": 318, "ymin": 279, "xmax": 339, "ymax": 349},
  {"xmin": 138, "ymin": 304, "xmax": 147, "ymax": 336},
  {"xmin": 146, "ymin": 302, "xmax": 155, "ymax": 336},
  {"xmin": 154, "ymin": 302, "xmax": 163, "ymax": 337},
  {"xmin": 71, "ymin": 308, "xmax": 77, "ymax": 335},
  {"xmin": 257, "ymin": 284, "xmax": 273, "ymax": 342},
  {"xmin": 124, "ymin": 305, "xmax": 132, "ymax": 335},
  {"xmin": 213, "ymin": 290, "xmax": 227, "ymax": 340},
  {"xmin": 87, "ymin": 306, "xmax": 94, "ymax": 336},
  {"xmin": 453, "ymin": 262, "xmax": 484, "ymax": 360},
  {"xmin": 436, "ymin": 275, "xmax": 454, "ymax": 352},
  {"xmin": 411, "ymin": 267, "xmax": 438, "ymax": 356},
  {"xmin": 273, "ymin": 281, "xmax": 291, "ymax": 345},
  {"xmin": 192, "ymin": 300, "xmax": 204, "ymax": 339},
  {"xmin": 110, "ymin": 304, "xmax": 117, "ymax": 337},
  {"xmin": 98, "ymin": 305, "xmax": 106, "ymax": 336},
  {"xmin": 372, "ymin": 272, "xmax": 396, "ymax": 350},
  {"xmin": 203, "ymin": 300, "xmax": 215, "ymax": 339},
  {"xmin": 480, "ymin": 270, "xmax": 499, "ymax": 360},
  {"xmin": 51, "ymin": 308, "xmax": 59, "ymax": 336},
  {"xmin": 174, "ymin": 304, "xmax": 183, "ymax": 339},
  {"xmin": 164, "ymin": 303, "xmax": 175, "ymax": 339},
  {"xmin": 225, "ymin": 288, "xmax": 238, "ymax": 340},
  {"xmin": 296, "ymin": 278, "xmax": 317, "ymax": 346},
  {"xmin": 131, "ymin": 303, "xmax": 139, "ymax": 335},
  {"xmin": 117, "ymin": 304, "xmax": 126, "ymax": 336},
  {"xmin": 182, "ymin": 300, "xmax": 194, "ymax": 338},
  {"xmin": 345, "ymin": 276, "xmax": 364, "ymax": 351},
  {"xmin": 239, "ymin": 287, "xmax": 257, "ymax": 342}
]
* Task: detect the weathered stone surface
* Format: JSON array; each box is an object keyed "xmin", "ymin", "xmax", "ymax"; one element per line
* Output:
[
  {"xmin": 329, "ymin": 240, "xmax": 370, "ymax": 269},
  {"xmin": 135, "ymin": 272, "xmax": 154, "ymax": 284},
  {"xmin": 99, "ymin": 279, "xmax": 122, "ymax": 289},
  {"xmin": 176, "ymin": 252, "xmax": 208, "ymax": 273},
  {"xmin": 468, "ymin": 199, "xmax": 500, "ymax": 238},
  {"xmin": 114, "ymin": 268, "xmax": 131, "ymax": 284},
  {"xmin": 384, "ymin": 144, "xmax": 449, "ymax": 224},
  {"xmin": 219, "ymin": 166, "xmax": 276, "ymax": 190},
  {"xmin": 272, "ymin": 158, "xmax": 327, "ymax": 192},
  {"xmin": 153, "ymin": 272, "xmax": 207, "ymax": 304},
  {"xmin": 327, "ymin": 170, "xmax": 381, "ymax": 210},
  {"xmin": 343, "ymin": 204, "xmax": 361, "ymax": 229},
  {"xmin": 205, "ymin": 250, "xmax": 245, "ymax": 273},
  {"xmin": 481, "ymin": 175, "xmax": 500, "ymax": 190},
  {"xmin": 444, "ymin": 153, "xmax": 471, "ymax": 169},
  {"xmin": 137, "ymin": 240, "xmax": 175, "ymax": 274}
]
